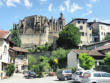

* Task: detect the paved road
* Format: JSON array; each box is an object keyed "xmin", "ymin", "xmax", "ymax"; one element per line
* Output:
[{"xmin": 0, "ymin": 73, "xmax": 74, "ymax": 83}]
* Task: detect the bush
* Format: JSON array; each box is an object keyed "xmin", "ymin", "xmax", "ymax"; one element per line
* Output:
[
  {"xmin": 79, "ymin": 53, "xmax": 95, "ymax": 70},
  {"xmin": 6, "ymin": 64, "xmax": 15, "ymax": 77}
]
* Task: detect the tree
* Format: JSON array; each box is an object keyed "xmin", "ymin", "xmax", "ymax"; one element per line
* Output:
[
  {"xmin": 49, "ymin": 48, "xmax": 69, "ymax": 71},
  {"xmin": 79, "ymin": 53, "xmax": 95, "ymax": 70},
  {"xmin": 104, "ymin": 34, "xmax": 110, "ymax": 40},
  {"xmin": 104, "ymin": 53, "xmax": 110, "ymax": 72},
  {"xmin": 57, "ymin": 24, "xmax": 81, "ymax": 49},
  {"xmin": 10, "ymin": 25, "xmax": 21, "ymax": 47},
  {"xmin": 6, "ymin": 64, "xmax": 15, "ymax": 77}
]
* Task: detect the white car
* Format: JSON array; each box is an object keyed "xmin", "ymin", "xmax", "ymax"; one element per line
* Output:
[{"xmin": 81, "ymin": 71, "xmax": 110, "ymax": 83}]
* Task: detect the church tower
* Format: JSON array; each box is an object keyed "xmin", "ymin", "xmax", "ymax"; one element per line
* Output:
[{"xmin": 57, "ymin": 12, "xmax": 66, "ymax": 31}]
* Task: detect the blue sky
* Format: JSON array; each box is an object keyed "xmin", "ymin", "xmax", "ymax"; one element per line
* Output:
[{"xmin": 0, "ymin": 0, "xmax": 110, "ymax": 30}]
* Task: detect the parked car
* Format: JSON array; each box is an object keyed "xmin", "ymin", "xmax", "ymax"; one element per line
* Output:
[
  {"xmin": 82, "ymin": 71, "xmax": 110, "ymax": 83},
  {"xmin": 24, "ymin": 71, "xmax": 36, "ymax": 79},
  {"xmin": 72, "ymin": 70, "xmax": 92, "ymax": 82},
  {"xmin": 57, "ymin": 70, "xmax": 72, "ymax": 81}
]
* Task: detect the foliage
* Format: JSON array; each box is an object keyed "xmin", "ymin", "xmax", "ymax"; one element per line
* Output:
[
  {"xmin": 6, "ymin": 64, "xmax": 15, "ymax": 77},
  {"xmin": 79, "ymin": 53, "xmax": 95, "ymax": 70},
  {"xmin": 28, "ymin": 43, "xmax": 50, "ymax": 53},
  {"xmin": 28, "ymin": 55, "xmax": 37, "ymax": 71},
  {"xmin": 57, "ymin": 24, "xmax": 81, "ymax": 49},
  {"xmin": 10, "ymin": 25, "xmax": 21, "ymax": 47},
  {"xmin": 104, "ymin": 53, "xmax": 110, "ymax": 72},
  {"xmin": 104, "ymin": 34, "xmax": 110, "ymax": 40},
  {"xmin": 49, "ymin": 48, "xmax": 69, "ymax": 71}
]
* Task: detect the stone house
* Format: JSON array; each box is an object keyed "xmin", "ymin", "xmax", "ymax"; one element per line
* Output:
[
  {"xmin": 67, "ymin": 49, "xmax": 105, "ymax": 69},
  {"xmin": 0, "ymin": 30, "xmax": 10, "ymax": 79},
  {"xmin": 66, "ymin": 18, "xmax": 93, "ymax": 47},
  {"xmin": 9, "ymin": 47, "xmax": 28, "ymax": 73}
]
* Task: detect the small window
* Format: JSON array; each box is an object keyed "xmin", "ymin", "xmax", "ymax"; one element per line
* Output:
[
  {"xmin": 94, "ymin": 73, "xmax": 101, "ymax": 77},
  {"xmin": 80, "ymin": 26, "xmax": 83, "ymax": 30},
  {"xmin": 4, "ymin": 45, "xmax": 7, "ymax": 53},
  {"xmin": 101, "ymin": 32, "xmax": 103, "ymax": 35},
  {"xmin": 83, "ymin": 21, "xmax": 85, "ymax": 24},
  {"xmin": 78, "ymin": 21, "xmax": 80, "ymax": 24},
  {"xmin": 81, "ymin": 32, "xmax": 84, "ymax": 36}
]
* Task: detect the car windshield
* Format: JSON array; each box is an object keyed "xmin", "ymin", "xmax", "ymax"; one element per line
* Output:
[
  {"xmin": 75, "ymin": 71, "xmax": 83, "ymax": 75},
  {"xmin": 64, "ymin": 70, "xmax": 71, "ymax": 73}
]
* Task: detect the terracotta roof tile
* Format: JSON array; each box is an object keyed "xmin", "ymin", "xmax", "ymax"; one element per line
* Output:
[
  {"xmin": 73, "ymin": 49, "xmax": 104, "ymax": 56},
  {"xmin": 10, "ymin": 47, "xmax": 28, "ymax": 53},
  {"xmin": 0, "ymin": 30, "xmax": 9, "ymax": 39}
]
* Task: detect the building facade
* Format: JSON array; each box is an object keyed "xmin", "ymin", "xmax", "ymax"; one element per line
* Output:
[
  {"xmin": 15, "ymin": 13, "xmax": 66, "ymax": 48},
  {"xmin": 67, "ymin": 18, "xmax": 93, "ymax": 46},
  {"xmin": 88, "ymin": 21, "xmax": 110, "ymax": 42},
  {"xmin": 0, "ymin": 30, "xmax": 10, "ymax": 79}
]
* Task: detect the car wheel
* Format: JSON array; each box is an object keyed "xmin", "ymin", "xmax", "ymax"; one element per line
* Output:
[
  {"xmin": 92, "ymin": 82, "xmax": 97, "ymax": 83},
  {"xmin": 64, "ymin": 77, "xmax": 67, "ymax": 81}
]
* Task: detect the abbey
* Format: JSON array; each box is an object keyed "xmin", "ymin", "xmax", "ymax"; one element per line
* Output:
[{"xmin": 15, "ymin": 13, "xmax": 65, "ymax": 47}]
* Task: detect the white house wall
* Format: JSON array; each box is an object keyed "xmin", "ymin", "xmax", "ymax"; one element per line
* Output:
[{"xmin": 67, "ymin": 51, "xmax": 78, "ymax": 68}]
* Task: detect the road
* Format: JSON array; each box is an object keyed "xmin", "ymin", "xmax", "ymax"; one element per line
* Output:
[{"xmin": 0, "ymin": 73, "xmax": 74, "ymax": 83}]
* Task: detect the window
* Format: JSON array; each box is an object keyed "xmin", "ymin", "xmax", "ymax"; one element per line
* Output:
[
  {"xmin": 101, "ymin": 32, "xmax": 103, "ymax": 35},
  {"xmin": 80, "ymin": 26, "xmax": 83, "ymax": 30},
  {"xmin": 83, "ymin": 21, "xmax": 85, "ymax": 24},
  {"xmin": 101, "ymin": 73, "xmax": 110, "ymax": 77},
  {"xmin": 78, "ymin": 21, "xmax": 80, "ymax": 24},
  {"xmin": 94, "ymin": 73, "xmax": 101, "ymax": 77},
  {"xmin": 81, "ymin": 32, "xmax": 84, "ymax": 36},
  {"xmin": 4, "ymin": 45, "xmax": 7, "ymax": 53}
]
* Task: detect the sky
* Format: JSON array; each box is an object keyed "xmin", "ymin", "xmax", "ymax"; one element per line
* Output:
[{"xmin": 0, "ymin": 0, "xmax": 110, "ymax": 30}]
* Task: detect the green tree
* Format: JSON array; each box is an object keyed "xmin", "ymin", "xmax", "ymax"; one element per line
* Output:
[
  {"xmin": 57, "ymin": 24, "xmax": 81, "ymax": 49},
  {"xmin": 6, "ymin": 64, "xmax": 15, "ymax": 77},
  {"xmin": 28, "ymin": 55, "xmax": 37, "ymax": 71},
  {"xmin": 104, "ymin": 34, "xmax": 110, "ymax": 40},
  {"xmin": 49, "ymin": 48, "xmax": 69, "ymax": 71},
  {"xmin": 104, "ymin": 53, "xmax": 110, "ymax": 72},
  {"xmin": 10, "ymin": 25, "xmax": 21, "ymax": 47},
  {"xmin": 79, "ymin": 53, "xmax": 95, "ymax": 70}
]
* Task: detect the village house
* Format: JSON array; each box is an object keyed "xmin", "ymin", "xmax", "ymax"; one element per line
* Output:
[
  {"xmin": 67, "ymin": 49, "xmax": 105, "ymax": 69},
  {"xmin": 0, "ymin": 30, "xmax": 10, "ymax": 79},
  {"xmin": 9, "ymin": 47, "xmax": 28, "ymax": 73}
]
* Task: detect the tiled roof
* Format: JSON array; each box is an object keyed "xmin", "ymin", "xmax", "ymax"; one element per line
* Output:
[
  {"xmin": 73, "ymin": 49, "xmax": 104, "ymax": 56},
  {"xmin": 10, "ymin": 47, "xmax": 28, "ymax": 53},
  {"xmin": 0, "ymin": 30, "xmax": 9, "ymax": 39},
  {"xmin": 95, "ymin": 43, "xmax": 110, "ymax": 51}
]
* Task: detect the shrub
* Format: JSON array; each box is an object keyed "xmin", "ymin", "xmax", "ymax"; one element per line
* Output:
[
  {"xmin": 6, "ymin": 64, "xmax": 15, "ymax": 77},
  {"xmin": 79, "ymin": 53, "xmax": 95, "ymax": 70}
]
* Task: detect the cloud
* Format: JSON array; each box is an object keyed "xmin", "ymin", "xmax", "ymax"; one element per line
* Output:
[
  {"xmin": 91, "ymin": 0, "xmax": 97, "ymax": 2},
  {"xmin": 6, "ymin": 0, "xmax": 20, "ymax": 7},
  {"xmin": 83, "ymin": 10, "xmax": 93, "ymax": 16},
  {"xmin": 0, "ymin": 0, "xmax": 3, "ymax": 6},
  {"xmin": 24, "ymin": 0, "xmax": 32, "ymax": 7},
  {"xmin": 40, "ymin": 0, "xmax": 47, "ymax": 2},
  {"xmin": 64, "ymin": 0, "xmax": 82, "ymax": 13},
  {"xmin": 48, "ymin": 3, "xmax": 52, "ymax": 12},
  {"xmin": 60, "ymin": 5, "xmax": 65, "ymax": 12},
  {"xmin": 86, "ymin": 3, "xmax": 92, "ymax": 8},
  {"xmin": 70, "ymin": 2, "xmax": 82, "ymax": 13}
]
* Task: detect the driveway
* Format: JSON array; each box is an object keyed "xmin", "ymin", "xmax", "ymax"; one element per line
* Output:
[{"xmin": 0, "ymin": 73, "xmax": 74, "ymax": 83}]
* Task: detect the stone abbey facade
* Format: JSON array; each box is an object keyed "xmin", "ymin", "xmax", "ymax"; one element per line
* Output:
[{"xmin": 15, "ymin": 13, "xmax": 65, "ymax": 47}]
